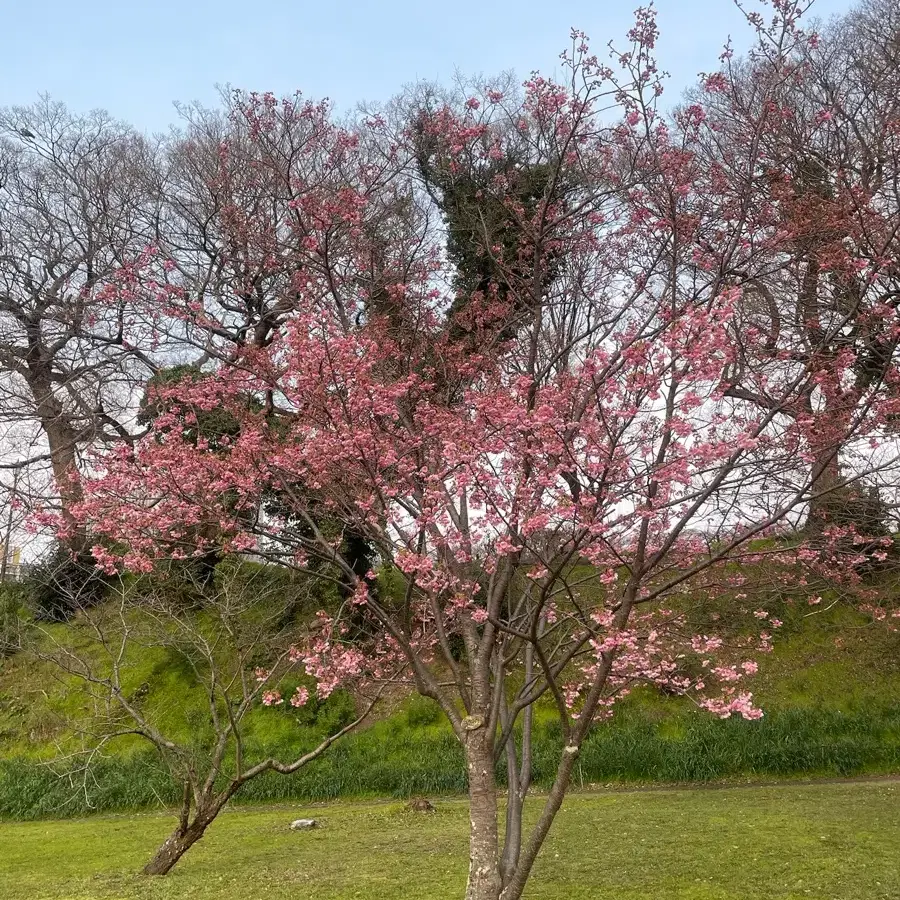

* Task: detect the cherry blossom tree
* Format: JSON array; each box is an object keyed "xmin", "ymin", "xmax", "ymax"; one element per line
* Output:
[{"xmin": 70, "ymin": 4, "xmax": 900, "ymax": 899}]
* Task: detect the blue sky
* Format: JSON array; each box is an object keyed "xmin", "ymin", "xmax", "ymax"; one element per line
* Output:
[{"xmin": 3, "ymin": 0, "xmax": 852, "ymax": 132}]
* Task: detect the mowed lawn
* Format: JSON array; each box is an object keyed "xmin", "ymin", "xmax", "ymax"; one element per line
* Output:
[{"xmin": 1, "ymin": 782, "xmax": 898, "ymax": 900}]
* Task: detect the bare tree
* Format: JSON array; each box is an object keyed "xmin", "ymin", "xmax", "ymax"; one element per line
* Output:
[
  {"xmin": 26, "ymin": 560, "xmax": 387, "ymax": 875},
  {"xmin": 682, "ymin": 0, "xmax": 900, "ymax": 531},
  {"xmin": 0, "ymin": 99, "xmax": 162, "ymax": 542}
]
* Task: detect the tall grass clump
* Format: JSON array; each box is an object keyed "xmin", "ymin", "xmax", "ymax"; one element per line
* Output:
[{"xmin": 3, "ymin": 703, "xmax": 900, "ymax": 819}]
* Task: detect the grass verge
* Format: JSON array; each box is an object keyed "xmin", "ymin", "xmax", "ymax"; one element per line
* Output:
[{"xmin": 0, "ymin": 781, "xmax": 898, "ymax": 899}]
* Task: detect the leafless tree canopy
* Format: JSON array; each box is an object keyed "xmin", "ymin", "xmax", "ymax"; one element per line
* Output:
[{"xmin": 0, "ymin": 99, "xmax": 162, "ymax": 531}]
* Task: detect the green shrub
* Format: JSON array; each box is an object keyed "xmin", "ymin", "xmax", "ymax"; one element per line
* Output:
[
  {"xmin": 22, "ymin": 544, "xmax": 112, "ymax": 622},
  {"xmin": 808, "ymin": 481, "xmax": 896, "ymax": 572},
  {"xmin": 405, "ymin": 695, "xmax": 442, "ymax": 728}
]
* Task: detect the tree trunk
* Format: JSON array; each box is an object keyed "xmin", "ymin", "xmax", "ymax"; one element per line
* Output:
[
  {"xmin": 464, "ymin": 726, "xmax": 503, "ymax": 900},
  {"xmin": 143, "ymin": 814, "xmax": 212, "ymax": 876},
  {"xmin": 498, "ymin": 744, "xmax": 581, "ymax": 900},
  {"xmin": 805, "ymin": 444, "xmax": 840, "ymax": 534},
  {"xmin": 28, "ymin": 369, "xmax": 86, "ymax": 550},
  {"xmin": 499, "ymin": 698, "xmax": 532, "ymax": 886},
  {"xmin": 500, "ymin": 767, "xmax": 524, "ymax": 885}
]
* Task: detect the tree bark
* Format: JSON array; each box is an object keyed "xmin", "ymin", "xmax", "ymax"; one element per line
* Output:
[
  {"xmin": 805, "ymin": 444, "xmax": 841, "ymax": 534},
  {"xmin": 143, "ymin": 811, "xmax": 213, "ymax": 876},
  {"xmin": 498, "ymin": 744, "xmax": 581, "ymax": 900},
  {"xmin": 27, "ymin": 368, "xmax": 86, "ymax": 549},
  {"xmin": 464, "ymin": 723, "xmax": 503, "ymax": 900},
  {"xmin": 499, "ymin": 749, "xmax": 524, "ymax": 885},
  {"xmin": 499, "ymin": 697, "xmax": 532, "ymax": 886}
]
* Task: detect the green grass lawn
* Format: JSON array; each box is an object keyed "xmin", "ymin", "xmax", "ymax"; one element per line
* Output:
[{"xmin": 1, "ymin": 781, "xmax": 898, "ymax": 899}]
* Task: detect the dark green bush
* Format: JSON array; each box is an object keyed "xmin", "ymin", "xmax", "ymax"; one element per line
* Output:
[
  {"xmin": 809, "ymin": 481, "xmax": 896, "ymax": 572},
  {"xmin": 22, "ymin": 544, "xmax": 111, "ymax": 622}
]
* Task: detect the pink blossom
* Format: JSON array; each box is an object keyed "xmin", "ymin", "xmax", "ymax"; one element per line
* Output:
[{"xmin": 290, "ymin": 686, "xmax": 310, "ymax": 707}]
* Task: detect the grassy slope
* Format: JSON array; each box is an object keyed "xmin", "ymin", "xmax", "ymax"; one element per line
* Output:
[
  {"xmin": 3, "ymin": 576, "xmax": 900, "ymax": 818},
  {"xmin": 1, "ymin": 782, "xmax": 898, "ymax": 899}
]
